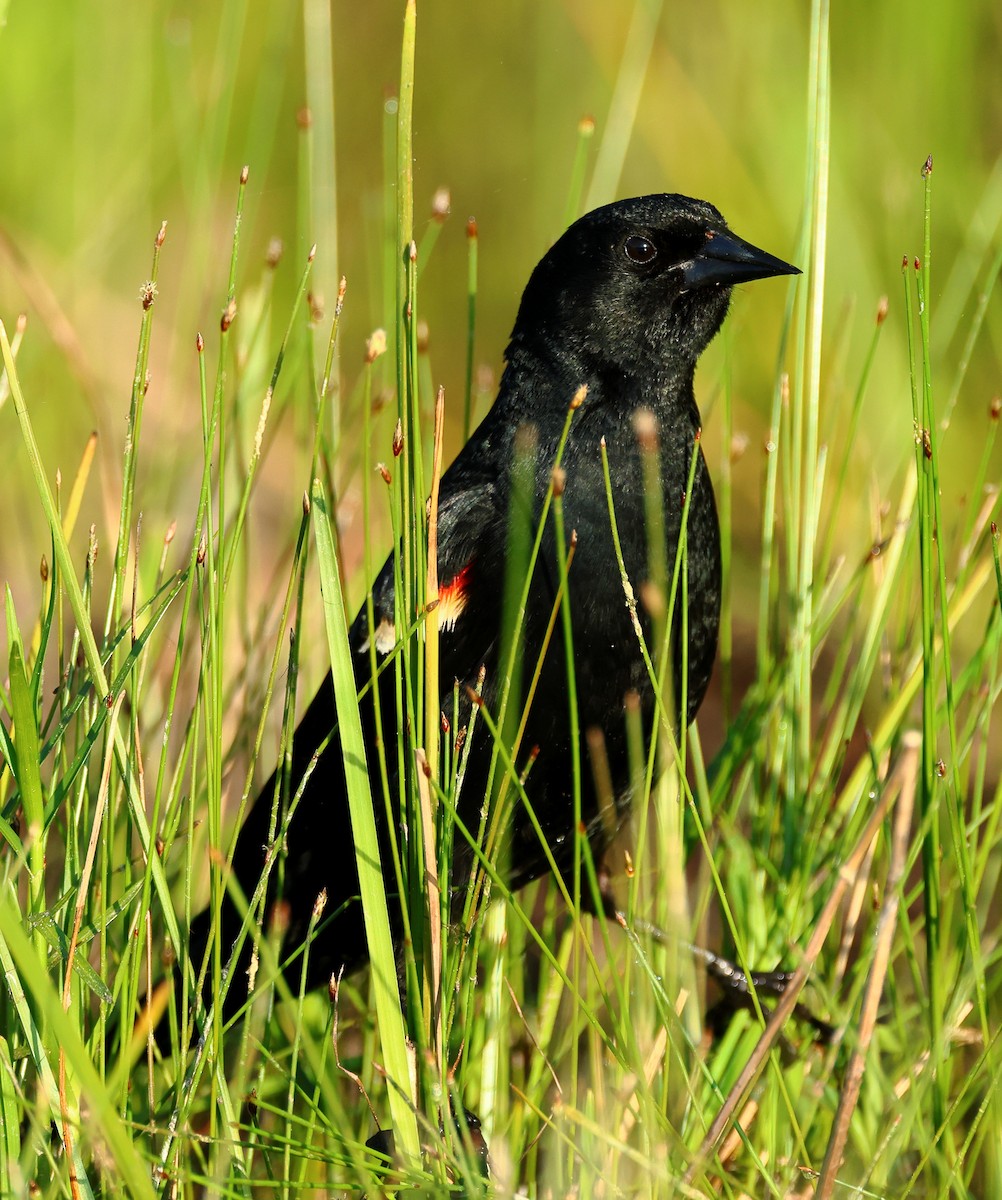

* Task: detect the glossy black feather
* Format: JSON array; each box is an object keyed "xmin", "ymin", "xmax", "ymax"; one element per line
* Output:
[{"xmin": 191, "ymin": 194, "xmax": 797, "ymax": 1013}]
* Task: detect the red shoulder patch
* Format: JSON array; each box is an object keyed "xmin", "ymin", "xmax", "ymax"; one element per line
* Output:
[{"xmin": 437, "ymin": 562, "xmax": 473, "ymax": 632}]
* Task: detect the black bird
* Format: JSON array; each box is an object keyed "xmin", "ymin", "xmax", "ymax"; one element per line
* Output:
[{"xmin": 189, "ymin": 194, "xmax": 798, "ymax": 1019}]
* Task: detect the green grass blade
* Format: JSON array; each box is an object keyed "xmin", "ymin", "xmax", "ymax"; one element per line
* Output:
[
  {"xmin": 303, "ymin": 0, "xmax": 339, "ymax": 380},
  {"xmin": 462, "ymin": 217, "xmax": 478, "ymax": 441},
  {"xmin": 584, "ymin": 0, "xmax": 664, "ymax": 209},
  {"xmin": 0, "ymin": 319, "xmax": 184, "ymax": 983},
  {"xmin": 0, "ymin": 1036, "xmax": 21, "ymax": 1196},
  {"xmin": 6, "ymin": 589, "xmax": 46, "ymax": 968},
  {"xmin": 310, "ymin": 476, "xmax": 419, "ymax": 1160},
  {"xmin": 0, "ymin": 888, "xmax": 151, "ymax": 1199}
]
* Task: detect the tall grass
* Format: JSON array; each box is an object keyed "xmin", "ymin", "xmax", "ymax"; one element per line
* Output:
[{"xmin": 1, "ymin": 0, "xmax": 1001, "ymax": 1196}]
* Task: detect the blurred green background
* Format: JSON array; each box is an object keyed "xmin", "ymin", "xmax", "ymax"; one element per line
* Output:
[{"xmin": 0, "ymin": 0, "xmax": 998, "ymax": 722}]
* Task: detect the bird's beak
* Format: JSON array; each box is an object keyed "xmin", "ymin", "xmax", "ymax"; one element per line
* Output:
[{"xmin": 682, "ymin": 229, "xmax": 800, "ymax": 289}]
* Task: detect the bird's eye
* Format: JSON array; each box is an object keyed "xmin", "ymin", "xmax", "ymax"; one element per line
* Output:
[{"xmin": 623, "ymin": 234, "xmax": 658, "ymax": 266}]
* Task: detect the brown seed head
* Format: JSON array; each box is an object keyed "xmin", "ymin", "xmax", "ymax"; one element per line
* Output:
[
  {"xmin": 476, "ymin": 362, "xmax": 495, "ymax": 394},
  {"xmin": 633, "ymin": 408, "xmax": 658, "ymax": 452},
  {"xmin": 431, "ymin": 187, "xmax": 451, "ymax": 222},
  {"xmin": 366, "ymin": 328, "xmax": 387, "ymax": 363},
  {"xmin": 269, "ymin": 898, "xmax": 290, "ymax": 937},
  {"xmin": 640, "ymin": 580, "xmax": 665, "ymax": 619}
]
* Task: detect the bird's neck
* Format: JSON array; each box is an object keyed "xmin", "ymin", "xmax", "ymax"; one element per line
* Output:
[{"xmin": 502, "ymin": 338, "xmax": 698, "ymax": 420}]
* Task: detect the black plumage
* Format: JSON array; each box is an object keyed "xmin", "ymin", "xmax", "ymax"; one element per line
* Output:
[{"xmin": 191, "ymin": 194, "xmax": 798, "ymax": 1014}]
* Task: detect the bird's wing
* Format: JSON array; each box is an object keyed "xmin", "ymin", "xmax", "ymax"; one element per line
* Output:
[{"xmin": 348, "ymin": 479, "xmax": 504, "ymax": 668}]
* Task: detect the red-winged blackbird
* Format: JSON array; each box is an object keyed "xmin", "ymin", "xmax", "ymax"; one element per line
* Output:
[{"xmin": 190, "ymin": 194, "xmax": 797, "ymax": 1018}]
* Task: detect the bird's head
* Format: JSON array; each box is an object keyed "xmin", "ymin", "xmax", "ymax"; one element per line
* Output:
[{"xmin": 510, "ymin": 194, "xmax": 799, "ymax": 381}]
